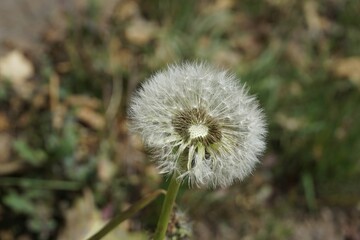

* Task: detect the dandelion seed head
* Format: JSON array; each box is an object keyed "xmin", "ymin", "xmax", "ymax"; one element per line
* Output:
[
  {"xmin": 129, "ymin": 62, "xmax": 267, "ymax": 188},
  {"xmin": 189, "ymin": 124, "xmax": 208, "ymax": 139}
]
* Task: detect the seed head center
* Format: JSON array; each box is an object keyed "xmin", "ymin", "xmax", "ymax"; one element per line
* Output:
[
  {"xmin": 189, "ymin": 124, "xmax": 208, "ymax": 139},
  {"xmin": 172, "ymin": 107, "xmax": 222, "ymax": 145}
]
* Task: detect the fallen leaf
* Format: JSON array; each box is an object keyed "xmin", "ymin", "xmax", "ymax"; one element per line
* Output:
[
  {"xmin": 275, "ymin": 113, "xmax": 304, "ymax": 131},
  {"xmin": 97, "ymin": 157, "xmax": 116, "ymax": 183},
  {"xmin": 303, "ymin": 1, "xmax": 323, "ymax": 35},
  {"xmin": 59, "ymin": 190, "xmax": 147, "ymax": 240},
  {"xmin": 109, "ymin": 38, "xmax": 135, "ymax": 70},
  {"xmin": 0, "ymin": 161, "xmax": 24, "ymax": 175},
  {"xmin": 303, "ymin": 0, "xmax": 334, "ymax": 39},
  {"xmin": 114, "ymin": 0, "xmax": 140, "ymax": 21},
  {"xmin": 52, "ymin": 105, "xmax": 68, "ymax": 130},
  {"xmin": 212, "ymin": 48, "xmax": 242, "ymax": 69},
  {"xmin": 0, "ymin": 132, "xmax": 25, "ymax": 176},
  {"xmin": 333, "ymin": 57, "xmax": 360, "ymax": 88},
  {"xmin": 75, "ymin": 129, "xmax": 99, "ymax": 161},
  {"xmin": 125, "ymin": 18, "xmax": 157, "ymax": 45},
  {"xmin": 0, "ymin": 112, "xmax": 10, "ymax": 131},
  {"xmin": 201, "ymin": 0, "xmax": 235, "ymax": 13},
  {"xmin": 0, "ymin": 50, "xmax": 34, "ymax": 84},
  {"xmin": 0, "ymin": 50, "xmax": 34, "ymax": 99},
  {"xmin": 66, "ymin": 95, "xmax": 102, "ymax": 109},
  {"xmin": 76, "ymin": 108, "xmax": 105, "ymax": 130},
  {"xmin": 58, "ymin": 190, "xmax": 103, "ymax": 240},
  {"xmin": 230, "ymin": 34, "xmax": 262, "ymax": 59},
  {"xmin": 0, "ymin": 133, "xmax": 12, "ymax": 162}
]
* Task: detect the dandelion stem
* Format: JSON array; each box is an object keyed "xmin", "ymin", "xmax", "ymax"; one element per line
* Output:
[{"xmin": 154, "ymin": 174, "xmax": 181, "ymax": 240}]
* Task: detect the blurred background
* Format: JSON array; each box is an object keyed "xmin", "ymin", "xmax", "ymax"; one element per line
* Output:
[{"xmin": 0, "ymin": 0, "xmax": 359, "ymax": 239}]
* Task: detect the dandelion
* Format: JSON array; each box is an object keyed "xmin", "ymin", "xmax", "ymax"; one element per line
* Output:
[
  {"xmin": 129, "ymin": 62, "xmax": 266, "ymax": 240},
  {"xmin": 129, "ymin": 62, "xmax": 266, "ymax": 188}
]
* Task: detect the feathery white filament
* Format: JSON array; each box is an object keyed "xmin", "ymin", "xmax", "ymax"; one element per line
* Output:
[{"xmin": 129, "ymin": 62, "xmax": 267, "ymax": 188}]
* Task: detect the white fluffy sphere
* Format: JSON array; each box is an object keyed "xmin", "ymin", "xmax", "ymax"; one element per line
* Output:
[{"xmin": 129, "ymin": 62, "xmax": 266, "ymax": 188}]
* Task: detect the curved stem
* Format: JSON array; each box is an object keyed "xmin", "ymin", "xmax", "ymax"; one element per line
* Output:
[{"xmin": 153, "ymin": 174, "xmax": 181, "ymax": 240}]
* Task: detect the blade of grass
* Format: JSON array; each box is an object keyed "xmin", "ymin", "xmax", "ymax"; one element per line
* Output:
[
  {"xmin": 86, "ymin": 189, "xmax": 166, "ymax": 240},
  {"xmin": 302, "ymin": 172, "xmax": 317, "ymax": 211}
]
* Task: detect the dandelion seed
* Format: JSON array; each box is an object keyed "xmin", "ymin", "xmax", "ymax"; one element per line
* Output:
[{"xmin": 129, "ymin": 62, "xmax": 266, "ymax": 188}]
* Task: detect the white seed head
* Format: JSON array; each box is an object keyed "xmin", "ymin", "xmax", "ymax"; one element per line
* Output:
[
  {"xmin": 189, "ymin": 124, "xmax": 208, "ymax": 139},
  {"xmin": 128, "ymin": 62, "xmax": 267, "ymax": 188}
]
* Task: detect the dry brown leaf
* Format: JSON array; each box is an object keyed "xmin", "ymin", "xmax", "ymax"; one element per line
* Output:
[
  {"xmin": 0, "ymin": 112, "xmax": 10, "ymax": 131},
  {"xmin": 215, "ymin": 0, "xmax": 235, "ymax": 10},
  {"xmin": 201, "ymin": 0, "xmax": 235, "ymax": 13},
  {"xmin": 125, "ymin": 19, "xmax": 157, "ymax": 45},
  {"xmin": 97, "ymin": 157, "xmax": 116, "ymax": 183},
  {"xmin": 333, "ymin": 57, "xmax": 360, "ymax": 88},
  {"xmin": 109, "ymin": 38, "xmax": 135, "ymax": 70},
  {"xmin": 230, "ymin": 34, "xmax": 262, "ymax": 59},
  {"xmin": 212, "ymin": 48, "xmax": 242, "ymax": 69},
  {"xmin": 74, "ymin": 129, "xmax": 99, "ymax": 162},
  {"xmin": 58, "ymin": 190, "xmax": 104, "ymax": 240},
  {"xmin": 0, "ymin": 133, "xmax": 12, "ymax": 163},
  {"xmin": 0, "ymin": 161, "xmax": 24, "ymax": 175},
  {"xmin": 76, "ymin": 107, "xmax": 105, "ymax": 130},
  {"xmin": 275, "ymin": 113, "xmax": 304, "ymax": 131},
  {"xmin": 59, "ymin": 190, "xmax": 147, "ymax": 240},
  {"xmin": 114, "ymin": 0, "xmax": 140, "ymax": 21},
  {"xmin": 66, "ymin": 95, "xmax": 102, "ymax": 109},
  {"xmin": 304, "ymin": 1, "xmax": 332, "ymax": 36},
  {"xmin": 52, "ymin": 105, "xmax": 68, "ymax": 130}
]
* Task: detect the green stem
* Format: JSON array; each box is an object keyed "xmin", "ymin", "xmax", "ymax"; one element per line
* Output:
[{"xmin": 153, "ymin": 174, "xmax": 181, "ymax": 240}]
